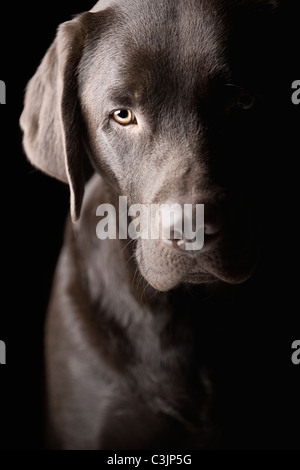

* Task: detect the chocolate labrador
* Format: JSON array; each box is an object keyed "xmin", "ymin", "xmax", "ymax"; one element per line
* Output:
[{"xmin": 20, "ymin": 0, "xmax": 281, "ymax": 450}]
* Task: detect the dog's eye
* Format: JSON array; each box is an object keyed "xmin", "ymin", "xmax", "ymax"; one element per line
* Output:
[
  {"xmin": 236, "ymin": 93, "xmax": 255, "ymax": 110},
  {"xmin": 112, "ymin": 109, "xmax": 136, "ymax": 126}
]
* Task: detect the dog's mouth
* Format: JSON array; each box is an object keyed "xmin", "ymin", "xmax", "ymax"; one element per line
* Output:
[{"xmin": 134, "ymin": 228, "xmax": 258, "ymax": 292}]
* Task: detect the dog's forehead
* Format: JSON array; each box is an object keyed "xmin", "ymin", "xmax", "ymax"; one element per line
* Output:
[
  {"xmin": 87, "ymin": 0, "xmax": 230, "ymax": 87},
  {"xmin": 90, "ymin": 0, "xmax": 278, "ymax": 13},
  {"xmin": 93, "ymin": 0, "xmax": 226, "ymax": 52},
  {"xmin": 80, "ymin": 0, "xmax": 278, "ymax": 114},
  {"xmin": 90, "ymin": 0, "xmax": 119, "ymax": 12}
]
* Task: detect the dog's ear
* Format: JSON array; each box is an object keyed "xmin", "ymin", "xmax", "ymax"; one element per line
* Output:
[{"xmin": 20, "ymin": 14, "xmax": 89, "ymax": 221}]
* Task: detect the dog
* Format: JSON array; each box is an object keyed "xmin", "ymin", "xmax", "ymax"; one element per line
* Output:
[{"xmin": 20, "ymin": 0, "xmax": 281, "ymax": 450}]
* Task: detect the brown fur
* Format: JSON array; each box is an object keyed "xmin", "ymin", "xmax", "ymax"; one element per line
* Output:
[{"xmin": 20, "ymin": 0, "xmax": 281, "ymax": 449}]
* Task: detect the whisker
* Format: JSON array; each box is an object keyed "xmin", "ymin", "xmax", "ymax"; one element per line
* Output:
[
  {"xmin": 139, "ymin": 266, "xmax": 152, "ymax": 301},
  {"xmin": 132, "ymin": 250, "xmax": 144, "ymax": 289},
  {"xmin": 150, "ymin": 289, "xmax": 159, "ymax": 300},
  {"xmin": 123, "ymin": 248, "xmax": 138, "ymax": 270},
  {"xmin": 121, "ymin": 237, "xmax": 135, "ymax": 255},
  {"xmin": 136, "ymin": 256, "xmax": 147, "ymax": 292}
]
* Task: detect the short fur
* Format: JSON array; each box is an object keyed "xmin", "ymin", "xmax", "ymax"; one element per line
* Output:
[{"xmin": 21, "ymin": 0, "xmax": 281, "ymax": 449}]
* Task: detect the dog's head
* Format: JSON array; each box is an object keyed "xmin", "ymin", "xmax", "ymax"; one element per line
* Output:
[{"xmin": 20, "ymin": 0, "xmax": 280, "ymax": 291}]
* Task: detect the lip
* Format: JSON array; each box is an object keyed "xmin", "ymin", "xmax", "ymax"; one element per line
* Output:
[{"xmin": 185, "ymin": 271, "xmax": 219, "ymax": 284}]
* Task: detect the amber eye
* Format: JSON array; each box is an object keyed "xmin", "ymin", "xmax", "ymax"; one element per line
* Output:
[
  {"xmin": 112, "ymin": 109, "xmax": 136, "ymax": 125},
  {"xmin": 236, "ymin": 93, "xmax": 255, "ymax": 110}
]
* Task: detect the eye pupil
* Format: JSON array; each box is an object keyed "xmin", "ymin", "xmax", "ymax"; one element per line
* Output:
[
  {"xmin": 117, "ymin": 110, "xmax": 129, "ymax": 119},
  {"xmin": 112, "ymin": 109, "xmax": 135, "ymax": 125},
  {"xmin": 237, "ymin": 94, "xmax": 255, "ymax": 110}
]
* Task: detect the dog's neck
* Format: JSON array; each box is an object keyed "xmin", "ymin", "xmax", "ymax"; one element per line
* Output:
[{"xmin": 65, "ymin": 173, "xmax": 237, "ymax": 437}]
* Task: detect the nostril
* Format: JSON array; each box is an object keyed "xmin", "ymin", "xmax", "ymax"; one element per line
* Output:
[
  {"xmin": 169, "ymin": 228, "xmax": 183, "ymax": 240},
  {"xmin": 164, "ymin": 229, "xmax": 186, "ymax": 250},
  {"xmin": 159, "ymin": 201, "xmax": 223, "ymax": 252}
]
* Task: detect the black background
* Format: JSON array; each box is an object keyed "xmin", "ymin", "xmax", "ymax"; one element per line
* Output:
[
  {"xmin": 0, "ymin": 1, "xmax": 94, "ymax": 450},
  {"xmin": 0, "ymin": 1, "xmax": 299, "ymax": 450}
]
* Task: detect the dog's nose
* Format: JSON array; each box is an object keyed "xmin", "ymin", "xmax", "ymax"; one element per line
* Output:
[{"xmin": 160, "ymin": 202, "xmax": 222, "ymax": 252}]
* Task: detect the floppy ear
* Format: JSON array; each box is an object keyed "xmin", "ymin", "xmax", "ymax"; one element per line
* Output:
[{"xmin": 20, "ymin": 14, "xmax": 89, "ymax": 221}]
